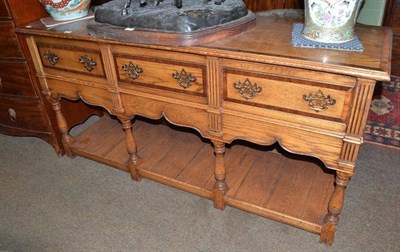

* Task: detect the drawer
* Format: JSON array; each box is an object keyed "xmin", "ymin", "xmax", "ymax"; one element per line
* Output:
[
  {"xmin": 36, "ymin": 38, "xmax": 106, "ymax": 83},
  {"xmin": 0, "ymin": 0, "xmax": 11, "ymax": 19},
  {"xmin": 0, "ymin": 61, "xmax": 36, "ymax": 97},
  {"xmin": 0, "ymin": 97, "xmax": 48, "ymax": 132},
  {"xmin": 114, "ymin": 48, "xmax": 206, "ymax": 96},
  {"xmin": 222, "ymin": 59, "xmax": 355, "ymax": 122},
  {"xmin": 0, "ymin": 21, "xmax": 24, "ymax": 58}
]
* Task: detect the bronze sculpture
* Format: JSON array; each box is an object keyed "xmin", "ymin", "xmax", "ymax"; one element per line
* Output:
[
  {"xmin": 94, "ymin": 0, "xmax": 247, "ymax": 33},
  {"xmin": 88, "ymin": 0, "xmax": 255, "ymax": 46},
  {"xmin": 121, "ymin": 0, "xmax": 226, "ymax": 15}
]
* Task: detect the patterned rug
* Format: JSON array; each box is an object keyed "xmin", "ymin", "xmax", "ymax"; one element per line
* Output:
[{"xmin": 364, "ymin": 76, "xmax": 400, "ymax": 150}]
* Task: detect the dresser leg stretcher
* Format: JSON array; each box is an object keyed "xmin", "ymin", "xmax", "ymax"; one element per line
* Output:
[
  {"xmin": 320, "ymin": 171, "xmax": 351, "ymax": 245},
  {"xmin": 46, "ymin": 92, "xmax": 75, "ymax": 158}
]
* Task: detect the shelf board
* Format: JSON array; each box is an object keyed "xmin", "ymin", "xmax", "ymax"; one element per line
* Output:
[{"xmin": 70, "ymin": 116, "xmax": 335, "ymax": 234}]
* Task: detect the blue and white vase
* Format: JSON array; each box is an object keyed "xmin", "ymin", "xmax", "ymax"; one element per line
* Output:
[
  {"xmin": 39, "ymin": 0, "xmax": 91, "ymax": 21},
  {"xmin": 302, "ymin": 0, "xmax": 363, "ymax": 43}
]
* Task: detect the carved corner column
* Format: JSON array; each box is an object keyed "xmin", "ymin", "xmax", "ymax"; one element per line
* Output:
[
  {"xmin": 118, "ymin": 116, "xmax": 141, "ymax": 181},
  {"xmin": 320, "ymin": 171, "xmax": 351, "ymax": 245},
  {"xmin": 211, "ymin": 140, "xmax": 228, "ymax": 210},
  {"xmin": 46, "ymin": 92, "xmax": 75, "ymax": 157},
  {"xmin": 320, "ymin": 79, "xmax": 376, "ymax": 245},
  {"xmin": 206, "ymin": 57, "xmax": 223, "ymax": 138},
  {"xmin": 206, "ymin": 57, "xmax": 227, "ymax": 209}
]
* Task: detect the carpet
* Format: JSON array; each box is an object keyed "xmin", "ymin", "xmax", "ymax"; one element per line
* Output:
[
  {"xmin": 1, "ymin": 132, "xmax": 400, "ymax": 251},
  {"xmin": 364, "ymin": 76, "xmax": 400, "ymax": 149}
]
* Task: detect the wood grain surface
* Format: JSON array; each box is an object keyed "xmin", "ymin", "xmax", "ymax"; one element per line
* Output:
[{"xmin": 18, "ymin": 12, "xmax": 392, "ymax": 244}]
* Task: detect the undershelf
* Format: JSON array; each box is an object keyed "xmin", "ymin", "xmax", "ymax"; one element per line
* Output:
[{"xmin": 70, "ymin": 116, "xmax": 335, "ymax": 234}]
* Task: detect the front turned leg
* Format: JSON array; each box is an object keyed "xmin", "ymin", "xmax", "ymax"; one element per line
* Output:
[
  {"xmin": 211, "ymin": 140, "xmax": 228, "ymax": 210},
  {"xmin": 320, "ymin": 171, "xmax": 351, "ymax": 245},
  {"xmin": 119, "ymin": 117, "xmax": 141, "ymax": 181},
  {"xmin": 47, "ymin": 93, "xmax": 75, "ymax": 157}
]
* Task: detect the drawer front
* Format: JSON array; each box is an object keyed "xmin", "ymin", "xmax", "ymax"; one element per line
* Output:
[
  {"xmin": 0, "ymin": 61, "xmax": 36, "ymax": 97},
  {"xmin": 0, "ymin": 21, "xmax": 24, "ymax": 58},
  {"xmin": 222, "ymin": 60, "xmax": 355, "ymax": 122},
  {"xmin": 37, "ymin": 41, "xmax": 106, "ymax": 79},
  {"xmin": 0, "ymin": 0, "xmax": 11, "ymax": 19},
  {"xmin": 0, "ymin": 97, "xmax": 48, "ymax": 132},
  {"xmin": 114, "ymin": 53, "xmax": 206, "ymax": 96}
]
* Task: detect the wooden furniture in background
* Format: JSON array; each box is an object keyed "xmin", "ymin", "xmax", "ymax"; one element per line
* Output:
[
  {"xmin": 244, "ymin": 0, "xmax": 303, "ymax": 12},
  {"xmin": 18, "ymin": 13, "xmax": 391, "ymax": 245},
  {"xmin": 384, "ymin": 0, "xmax": 400, "ymax": 76},
  {"xmin": 0, "ymin": 0, "xmax": 101, "ymax": 154}
]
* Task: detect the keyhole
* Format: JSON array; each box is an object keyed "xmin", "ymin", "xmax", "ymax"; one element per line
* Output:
[{"xmin": 8, "ymin": 108, "xmax": 16, "ymax": 122}]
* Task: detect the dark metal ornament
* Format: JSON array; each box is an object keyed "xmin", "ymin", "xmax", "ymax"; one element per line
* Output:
[{"xmin": 94, "ymin": 0, "xmax": 249, "ymax": 33}]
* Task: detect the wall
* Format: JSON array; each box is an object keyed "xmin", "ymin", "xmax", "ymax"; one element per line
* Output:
[{"xmin": 357, "ymin": 0, "xmax": 387, "ymax": 26}]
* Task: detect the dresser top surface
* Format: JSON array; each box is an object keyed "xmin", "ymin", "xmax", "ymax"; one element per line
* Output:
[{"xmin": 17, "ymin": 15, "xmax": 392, "ymax": 81}]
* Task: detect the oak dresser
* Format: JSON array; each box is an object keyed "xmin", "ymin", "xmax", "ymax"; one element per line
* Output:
[{"xmin": 17, "ymin": 13, "xmax": 391, "ymax": 245}]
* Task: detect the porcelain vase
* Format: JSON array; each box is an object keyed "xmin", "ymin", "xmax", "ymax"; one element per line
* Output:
[
  {"xmin": 302, "ymin": 0, "xmax": 363, "ymax": 43},
  {"xmin": 39, "ymin": 0, "xmax": 91, "ymax": 21}
]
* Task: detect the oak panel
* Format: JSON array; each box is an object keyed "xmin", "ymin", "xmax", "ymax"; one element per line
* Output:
[
  {"xmin": 225, "ymin": 72, "xmax": 350, "ymax": 121},
  {"xmin": 115, "ymin": 55, "xmax": 206, "ymax": 96},
  {"xmin": 221, "ymin": 59, "xmax": 354, "ymax": 121},
  {"xmin": 37, "ymin": 42, "xmax": 105, "ymax": 78},
  {"xmin": 46, "ymin": 78, "xmax": 114, "ymax": 114},
  {"xmin": 120, "ymin": 93, "xmax": 210, "ymax": 138},
  {"xmin": 222, "ymin": 114, "xmax": 343, "ymax": 170}
]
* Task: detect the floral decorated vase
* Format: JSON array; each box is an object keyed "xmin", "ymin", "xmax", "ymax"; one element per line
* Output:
[
  {"xmin": 39, "ymin": 0, "xmax": 91, "ymax": 21},
  {"xmin": 302, "ymin": 0, "xmax": 363, "ymax": 43}
]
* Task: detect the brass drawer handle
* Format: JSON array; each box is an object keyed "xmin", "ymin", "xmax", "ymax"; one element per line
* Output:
[
  {"xmin": 303, "ymin": 89, "xmax": 336, "ymax": 112},
  {"xmin": 233, "ymin": 78, "xmax": 262, "ymax": 100},
  {"xmin": 43, "ymin": 50, "xmax": 59, "ymax": 66},
  {"xmin": 79, "ymin": 55, "xmax": 97, "ymax": 72},
  {"xmin": 8, "ymin": 108, "xmax": 16, "ymax": 122},
  {"xmin": 122, "ymin": 61, "xmax": 143, "ymax": 80},
  {"xmin": 172, "ymin": 68, "xmax": 197, "ymax": 89}
]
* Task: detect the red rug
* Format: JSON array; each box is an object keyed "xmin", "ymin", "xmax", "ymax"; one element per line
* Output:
[{"xmin": 364, "ymin": 76, "xmax": 400, "ymax": 150}]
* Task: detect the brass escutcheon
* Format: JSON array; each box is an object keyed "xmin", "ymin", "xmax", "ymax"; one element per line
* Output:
[
  {"xmin": 172, "ymin": 68, "xmax": 197, "ymax": 89},
  {"xmin": 233, "ymin": 78, "xmax": 262, "ymax": 100},
  {"xmin": 122, "ymin": 61, "xmax": 143, "ymax": 80},
  {"xmin": 43, "ymin": 50, "xmax": 59, "ymax": 66},
  {"xmin": 303, "ymin": 89, "xmax": 336, "ymax": 112},
  {"xmin": 79, "ymin": 55, "xmax": 97, "ymax": 72}
]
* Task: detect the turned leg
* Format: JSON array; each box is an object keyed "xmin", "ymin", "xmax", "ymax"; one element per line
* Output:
[
  {"xmin": 211, "ymin": 140, "xmax": 228, "ymax": 210},
  {"xmin": 320, "ymin": 171, "xmax": 351, "ymax": 245},
  {"xmin": 47, "ymin": 93, "xmax": 75, "ymax": 157},
  {"xmin": 118, "ymin": 117, "xmax": 141, "ymax": 181}
]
